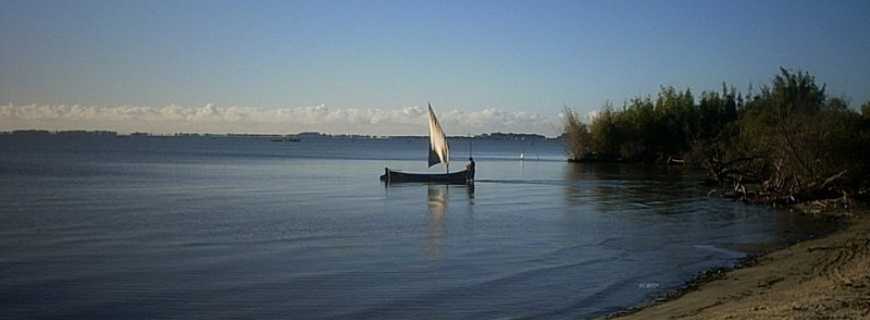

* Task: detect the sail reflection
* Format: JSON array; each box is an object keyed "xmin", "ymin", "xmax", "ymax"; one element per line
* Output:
[
  {"xmin": 424, "ymin": 184, "xmax": 475, "ymax": 258},
  {"xmin": 425, "ymin": 185, "xmax": 448, "ymax": 257}
]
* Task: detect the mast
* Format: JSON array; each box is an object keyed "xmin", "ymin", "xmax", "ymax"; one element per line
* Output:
[{"xmin": 469, "ymin": 134, "xmax": 473, "ymax": 158}]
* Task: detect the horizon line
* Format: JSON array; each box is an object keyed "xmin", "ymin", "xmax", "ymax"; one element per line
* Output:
[{"xmin": 1, "ymin": 128, "xmax": 564, "ymax": 139}]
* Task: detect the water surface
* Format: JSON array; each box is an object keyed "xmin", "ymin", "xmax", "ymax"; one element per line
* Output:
[{"xmin": 0, "ymin": 135, "xmax": 820, "ymax": 319}]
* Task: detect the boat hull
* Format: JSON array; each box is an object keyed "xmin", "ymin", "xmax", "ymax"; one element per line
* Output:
[{"xmin": 380, "ymin": 168, "xmax": 473, "ymax": 184}]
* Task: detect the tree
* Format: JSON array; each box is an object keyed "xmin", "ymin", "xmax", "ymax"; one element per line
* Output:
[
  {"xmin": 734, "ymin": 68, "xmax": 865, "ymax": 200},
  {"xmin": 562, "ymin": 107, "xmax": 592, "ymax": 160},
  {"xmin": 862, "ymin": 101, "xmax": 870, "ymax": 120}
]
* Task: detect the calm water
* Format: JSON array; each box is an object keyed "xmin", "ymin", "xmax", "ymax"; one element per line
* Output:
[{"xmin": 0, "ymin": 135, "xmax": 820, "ymax": 319}]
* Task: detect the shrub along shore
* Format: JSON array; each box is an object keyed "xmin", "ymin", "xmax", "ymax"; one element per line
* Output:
[{"xmin": 564, "ymin": 68, "xmax": 869, "ymax": 206}]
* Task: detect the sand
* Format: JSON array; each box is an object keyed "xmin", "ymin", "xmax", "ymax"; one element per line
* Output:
[{"xmin": 610, "ymin": 211, "xmax": 870, "ymax": 320}]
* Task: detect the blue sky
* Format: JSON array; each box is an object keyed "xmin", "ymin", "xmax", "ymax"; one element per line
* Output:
[{"xmin": 1, "ymin": 0, "xmax": 869, "ymax": 135}]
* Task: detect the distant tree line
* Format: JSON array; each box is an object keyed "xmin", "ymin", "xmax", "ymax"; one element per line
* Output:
[
  {"xmin": 4, "ymin": 129, "xmax": 118, "ymax": 136},
  {"xmin": 564, "ymin": 68, "xmax": 870, "ymax": 203}
]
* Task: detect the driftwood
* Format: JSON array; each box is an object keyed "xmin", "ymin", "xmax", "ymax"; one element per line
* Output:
[
  {"xmin": 666, "ymin": 156, "xmax": 686, "ymax": 166},
  {"xmin": 703, "ymin": 155, "xmax": 765, "ymax": 186},
  {"xmin": 704, "ymin": 151, "xmax": 851, "ymax": 205},
  {"xmin": 793, "ymin": 169, "xmax": 848, "ymax": 202},
  {"xmin": 820, "ymin": 169, "xmax": 848, "ymax": 190}
]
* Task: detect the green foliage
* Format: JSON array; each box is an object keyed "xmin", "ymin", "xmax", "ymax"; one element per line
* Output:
[
  {"xmin": 588, "ymin": 102, "xmax": 622, "ymax": 158},
  {"xmin": 564, "ymin": 85, "xmax": 734, "ymax": 162},
  {"xmin": 562, "ymin": 68, "xmax": 869, "ymax": 199},
  {"xmin": 562, "ymin": 107, "xmax": 592, "ymax": 160},
  {"xmin": 736, "ymin": 70, "xmax": 868, "ymax": 196}
]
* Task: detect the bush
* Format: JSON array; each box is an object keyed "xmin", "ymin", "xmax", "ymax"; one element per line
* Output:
[
  {"xmin": 562, "ymin": 68, "xmax": 870, "ymax": 201},
  {"xmin": 562, "ymin": 107, "xmax": 592, "ymax": 161}
]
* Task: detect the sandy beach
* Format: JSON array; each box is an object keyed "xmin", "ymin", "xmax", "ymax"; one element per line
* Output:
[{"xmin": 611, "ymin": 209, "xmax": 870, "ymax": 320}]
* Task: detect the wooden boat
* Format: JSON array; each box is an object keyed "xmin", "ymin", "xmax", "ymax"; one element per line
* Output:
[
  {"xmin": 381, "ymin": 103, "xmax": 474, "ymax": 184},
  {"xmin": 380, "ymin": 168, "xmax": 472, "ymax": 184}
]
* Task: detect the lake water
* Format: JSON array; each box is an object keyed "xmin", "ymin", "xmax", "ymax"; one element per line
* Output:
[{"xmin": 0, "ymin": 135, "xmax": 822, "ymax": 319}]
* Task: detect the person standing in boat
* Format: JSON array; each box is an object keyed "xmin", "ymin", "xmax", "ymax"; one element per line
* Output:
[{"xmin": 466, "ymin": 157, "xmax": 475, "ymax": 181}]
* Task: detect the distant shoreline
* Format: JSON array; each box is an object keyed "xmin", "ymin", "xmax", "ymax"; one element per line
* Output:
[{"xmin": 0, "ymin": 129, "xmax": 563, "ymax": 141}]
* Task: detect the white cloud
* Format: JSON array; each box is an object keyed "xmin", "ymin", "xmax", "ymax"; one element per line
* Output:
[{"xmin": 0, "ymin": 103, "xmax": 561, "ymax": 136}]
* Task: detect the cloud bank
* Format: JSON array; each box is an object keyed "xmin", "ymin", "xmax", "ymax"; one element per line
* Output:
[{"xmin": 0, "ymin": 104, "xmax": 561, "ymax": 136}]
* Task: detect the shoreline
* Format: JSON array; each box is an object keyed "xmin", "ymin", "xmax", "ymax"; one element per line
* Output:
[{"xmin": 608, "ymin": 208, "xmax": 870, "ymax": 319}]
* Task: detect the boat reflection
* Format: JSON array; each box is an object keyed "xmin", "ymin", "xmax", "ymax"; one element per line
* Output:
[{"xmin": 424, "ymin": 184, "xmax": 475, "ymax": 258}]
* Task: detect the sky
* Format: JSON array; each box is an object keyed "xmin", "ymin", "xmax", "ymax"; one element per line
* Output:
[{"xmin": 1, "ymin": 0, "xmax": 869, "ymax": 136}]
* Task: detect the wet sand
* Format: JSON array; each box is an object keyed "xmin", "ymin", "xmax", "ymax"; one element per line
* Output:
[{"xmin": 611, "ymin": 210, "xmax": 870, "ymax": 320}]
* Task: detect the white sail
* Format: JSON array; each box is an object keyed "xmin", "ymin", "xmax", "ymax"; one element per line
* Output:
[{"xmin": 427, "ymin": 104, "xmax": 449, "ymax": 168}]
